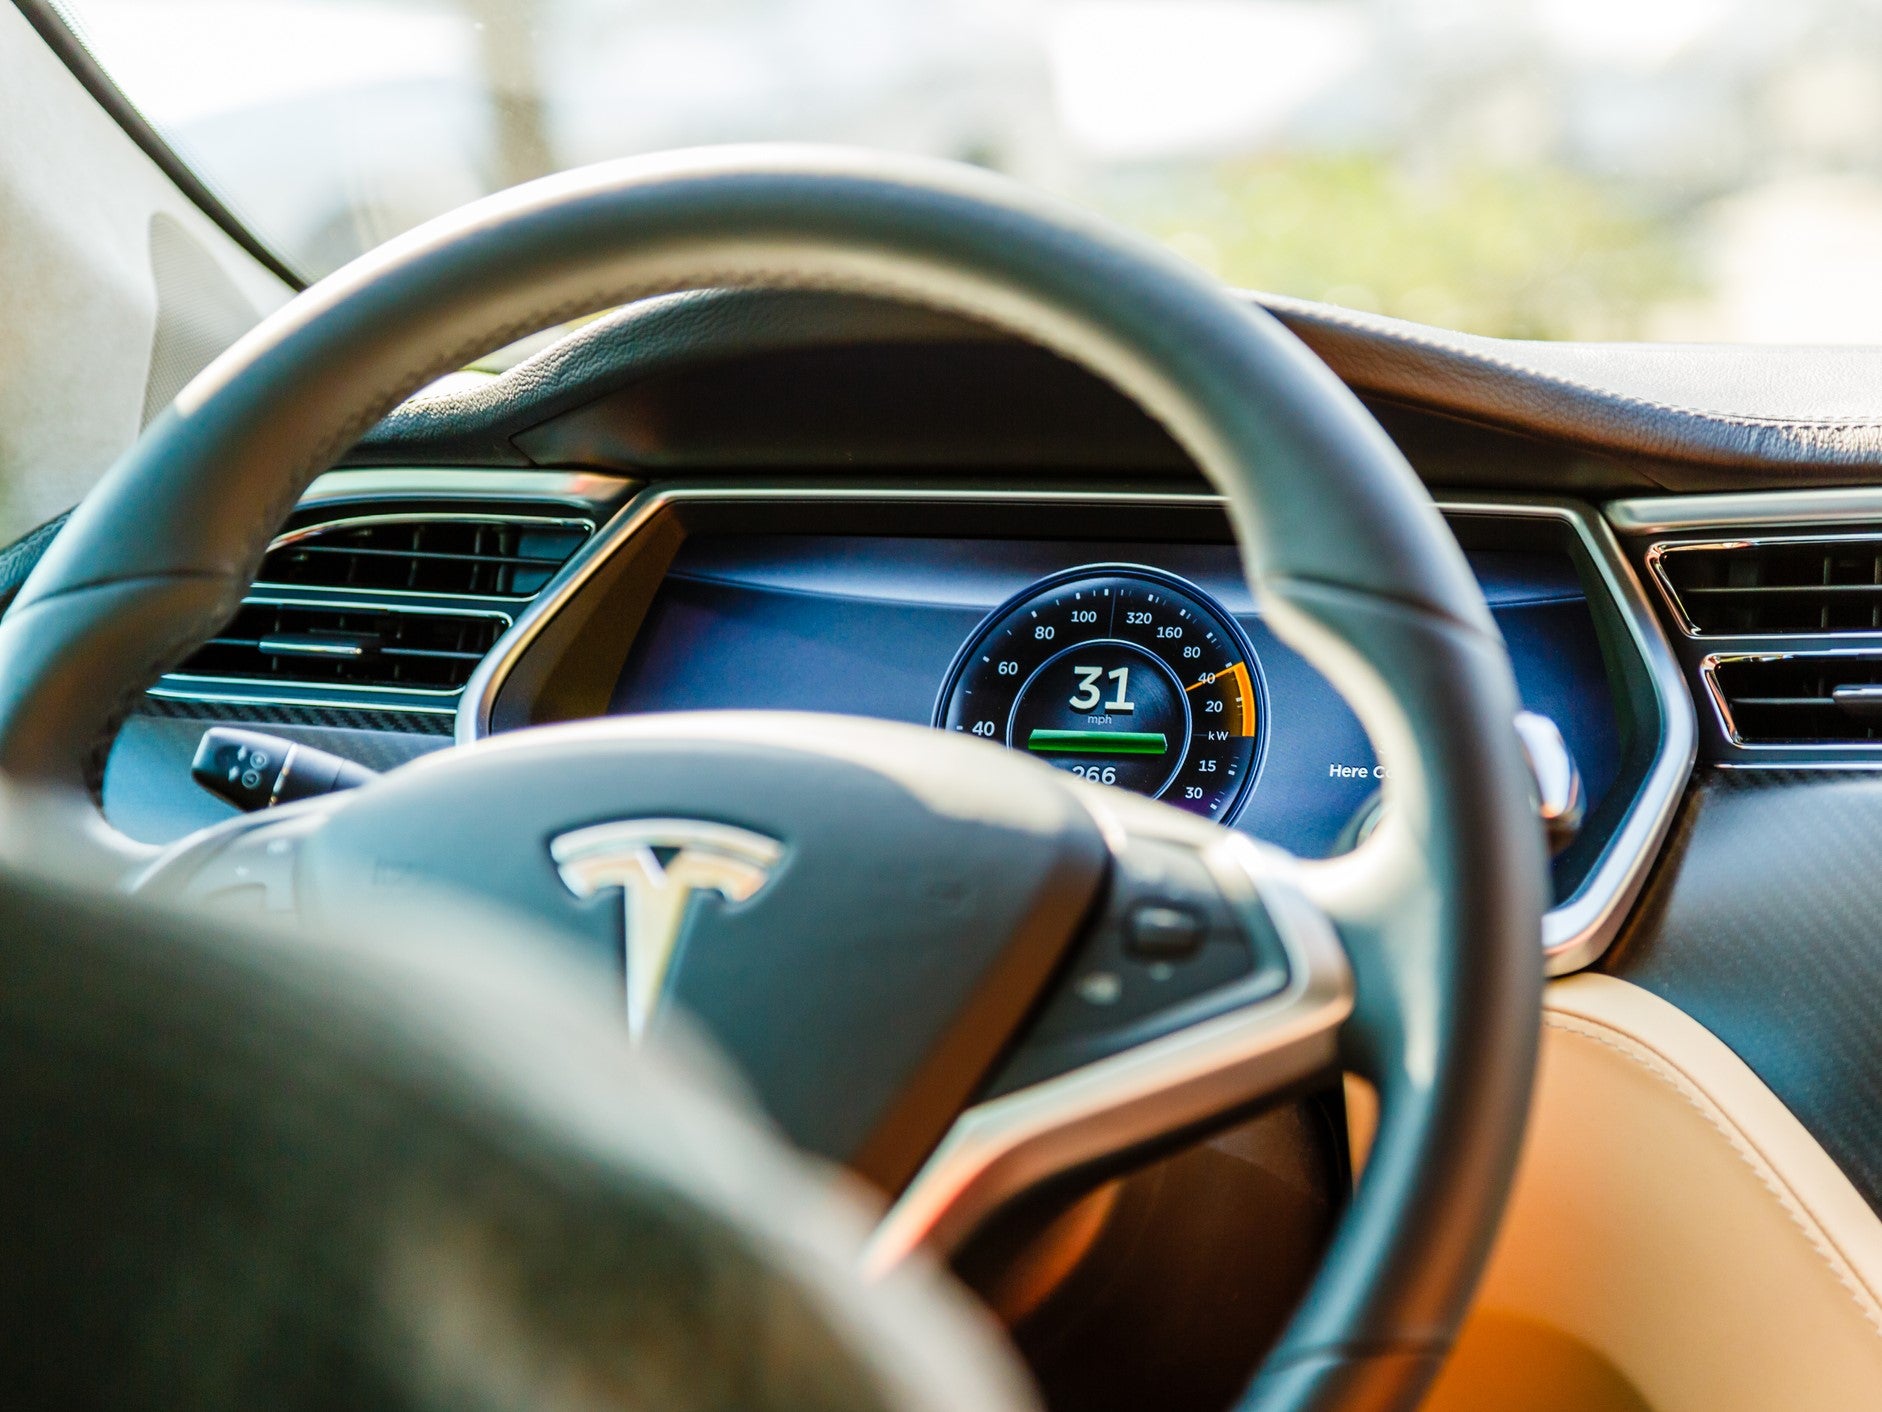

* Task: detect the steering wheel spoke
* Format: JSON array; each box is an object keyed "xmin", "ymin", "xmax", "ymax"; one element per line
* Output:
[{"xmin": 868, "ymin": 792, "xmax": 1352, "ymax": 1273}]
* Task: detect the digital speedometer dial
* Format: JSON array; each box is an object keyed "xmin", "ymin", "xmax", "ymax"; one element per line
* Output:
[{"xmin": 935, "ymin": 565, "xmax": 1266, "ymax": 823}]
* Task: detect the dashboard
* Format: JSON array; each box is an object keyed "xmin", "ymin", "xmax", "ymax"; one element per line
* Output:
[
  {"xmin": 105, "ymin": 472, "xmax": 1687, "ymax": 984},
  {"xmin": 74, "ymin": 289, "xmax": 1733, "ymax": 1004}
]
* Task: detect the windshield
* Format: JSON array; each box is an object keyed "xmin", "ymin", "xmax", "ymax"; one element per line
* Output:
[{"xmin": 49, "ymin": 0, "xmax": 1882, "ymax": 342}]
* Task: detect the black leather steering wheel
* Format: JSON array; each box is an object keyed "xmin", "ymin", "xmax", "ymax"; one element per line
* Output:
[{"xmin": 0, "ymin": 148, "xmax": 1545, "ymax": 1410}]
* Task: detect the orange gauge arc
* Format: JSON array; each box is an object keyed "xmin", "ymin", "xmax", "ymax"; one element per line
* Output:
[
  {"xmin": 1185, "ymin": 660, "xmax": 1257, "ymax": 737},
  {"xmin": 1228, "ymin": 660, "xmax": 1256, "ymax": 736}
]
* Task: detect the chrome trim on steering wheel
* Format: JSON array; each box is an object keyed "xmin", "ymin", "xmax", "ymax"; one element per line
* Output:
[{"xmin": 862, "ymin": 833, "xmax": 1353, "ymax": 1275}]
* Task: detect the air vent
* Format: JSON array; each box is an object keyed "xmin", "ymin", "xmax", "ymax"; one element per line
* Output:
[
  {"xmin": 1709, "ymin": 654, "xmax": 1882, "ymax": 744},
  {"xmin": 174, "ymin": 601, "xmax": 507, "ymax": 694},
  {"xmin": 158, "ymin": 505, "xmax": 594, "ymax": 709},
  {"xmin": 259, "ymin": 515, "xmax": 590, "ymax": 599},
  {"xmin": 1654, "ymin": 537, "xmax": 1882, "ymax": 635}
]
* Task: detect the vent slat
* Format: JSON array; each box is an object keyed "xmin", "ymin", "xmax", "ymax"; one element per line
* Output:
[
  {"xmin": 376, "ymin": 647, "xmax": 490, "ymax": 662},
  {"xmin": 173, "ymin": 602, "xmax": 506, "ymax": 693},
  {"xmin": 258, "ymin": 516, "xmax": 590, "ymax": 598},
  {"xmin": 287, "ymin": 545, "xmax": 566, "ymax": 568}
]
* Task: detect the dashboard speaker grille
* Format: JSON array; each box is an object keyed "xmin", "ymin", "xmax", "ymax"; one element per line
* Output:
[
  {"xmin": 259, "ymin": 516, "xmax": 590, "ymax": 599},
  {"xmin": 177, "ymin": 602, "xmax": 507, "ymax": 693},
  {"xmin": 1710, "ymin": 654, "xmax": 1882, "ymax": 744},
  {"xmin": 1655, "ymin": 538, "xmax": 1882, "ymax": 635}
]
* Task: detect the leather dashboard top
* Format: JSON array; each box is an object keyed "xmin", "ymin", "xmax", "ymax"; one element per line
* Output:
[
  {"xmin": 343, "ymin": 288, "xmax": 1882, "ymax": 494},
  {"xmin": 1264, "ymin": 296, "xmax": 1882, "ymax": 485}
]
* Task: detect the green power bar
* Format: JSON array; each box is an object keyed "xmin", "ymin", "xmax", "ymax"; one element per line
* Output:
[{"xmin": 1026, "ymin": 729, "xmax": 1169, "ymax": 756}]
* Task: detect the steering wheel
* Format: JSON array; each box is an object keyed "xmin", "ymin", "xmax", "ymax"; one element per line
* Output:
[{"xmin": 0, "ymin": 149, "xmax": 1544, "ymax": 1411}]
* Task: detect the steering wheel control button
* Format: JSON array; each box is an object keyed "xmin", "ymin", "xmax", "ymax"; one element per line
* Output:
[
  {"xmin": 191, "ymin": 727, "xmax": 377, "ymax": 812},
  {"xmin": 161, "ymin": 810, "xmax": 329, "ymax": 916},
  {"xmin": 1073, "ymin": 971, "xmax": 1124, "ymax": 1006},
  {"xmin": 1124, "ymin": 902, "xmax": 1206, "ymax": 961},
  {"xmin": 988, "ymin": 834, "xmax": 1292, "ymax": 1095}
]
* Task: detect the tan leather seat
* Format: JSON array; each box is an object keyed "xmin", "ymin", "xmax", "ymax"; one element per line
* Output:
[{"xmin": 1425, "ymin": 976, "xmax": 1882, "ymax": 1411}]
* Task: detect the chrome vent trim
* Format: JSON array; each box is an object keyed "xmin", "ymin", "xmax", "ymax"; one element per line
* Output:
[
  {"xmin": 1612, "ymin": 490, "xmax": 1882, "ymax": 764},
  {"xmin": 1703, "ymin": 650, "xmax": 1882, "ymax": 747},
  {"xmin": 1649, "ymin": 535, "xmax": 1882, "ymax": 638},
  {"xmin": 156, "ymin": 499, "xmax": 595, "ymax": 713},
  {"xmin": 258, "ymin": 514, "xmax": 591, "ymax": 600},
  {"xmin": 1611, "ymin": 488, "xmax": 1882, "ymax": 536}
]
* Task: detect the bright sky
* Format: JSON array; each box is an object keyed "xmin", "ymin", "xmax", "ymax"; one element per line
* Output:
[{"xmin": 58, "ymin": 0, "xmax": 1882, "ymax": 341}]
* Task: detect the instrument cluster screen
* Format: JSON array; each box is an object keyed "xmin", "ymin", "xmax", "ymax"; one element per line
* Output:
[{"xmin": 610, "ymin": 533, "xmax": 1620, "ymax": 869}]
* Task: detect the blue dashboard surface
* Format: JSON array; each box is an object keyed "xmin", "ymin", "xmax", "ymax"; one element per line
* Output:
[{"xmin": 611, "ymin": 535, "xmax": 1622, "ymax": 864}]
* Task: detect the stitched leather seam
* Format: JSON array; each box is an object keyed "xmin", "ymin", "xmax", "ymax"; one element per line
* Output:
[
  {"xmin": 376, "ymin": 290, "xmax": 1882, "ymax": 482},
  {"xmin": 1266, "ymin": 300, "xmax": 1882, "ymax": 433},
  {"xmin": 1544, "ymin": 1012, "xmax": 1882, "ymax": 1340}
]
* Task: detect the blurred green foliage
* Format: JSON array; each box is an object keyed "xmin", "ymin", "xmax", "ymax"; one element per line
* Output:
[{"xmin": 1097, "ymin": 153, "xmax": 1701, "ymax": 340}]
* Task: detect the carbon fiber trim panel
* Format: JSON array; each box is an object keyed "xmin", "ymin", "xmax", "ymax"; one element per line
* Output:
[
  {"xmin": 1602, "ymin": 767, "xmax": 1882, "ymax": 1211},
  {"xmin": 137, "ymin": 694, "xmax": 453, "ymax": 738}
]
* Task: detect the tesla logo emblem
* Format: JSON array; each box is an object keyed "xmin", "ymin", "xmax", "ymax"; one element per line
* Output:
[{"xmin": 550, "ymin": 818, "xmax": 782, "ymax": 1041}]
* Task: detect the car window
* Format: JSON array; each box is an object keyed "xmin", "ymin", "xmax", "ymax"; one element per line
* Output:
[{"xmin": 48, "ymin": 0, "xmax": 1882, "ymax": 342}]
